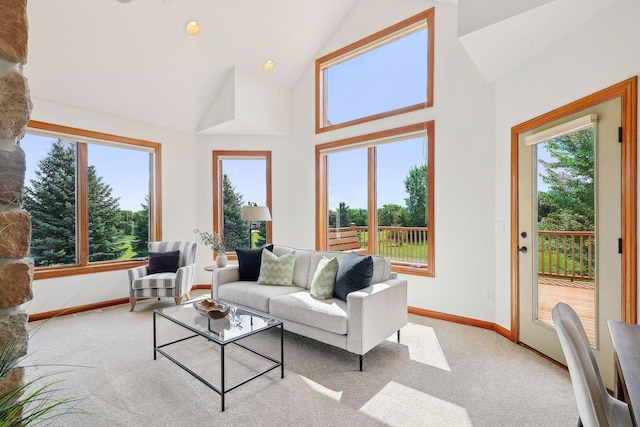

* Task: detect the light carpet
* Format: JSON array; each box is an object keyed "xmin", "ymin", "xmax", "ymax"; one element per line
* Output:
[{"xmin": 23, "ymin": 292, "xmax": 578, "ymax": 426}]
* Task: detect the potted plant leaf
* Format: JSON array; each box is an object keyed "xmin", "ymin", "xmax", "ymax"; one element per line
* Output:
[{"xmin": 194, "ymin": 229, "xmax": 229, "ymax": 267}]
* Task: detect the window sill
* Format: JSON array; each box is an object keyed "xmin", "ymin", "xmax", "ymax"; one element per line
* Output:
[
  {"xmin": 392, "ymin": 264, "xmax": 433, "ymax": 277},
  {"xmin": 34, "ymin": 259, "xmax": 148, "ymax": 280}
]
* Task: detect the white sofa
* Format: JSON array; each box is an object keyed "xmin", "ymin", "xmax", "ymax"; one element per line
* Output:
[{"xmin": 211, "ymin": 245, "xmax": 408, "ymax": 370}]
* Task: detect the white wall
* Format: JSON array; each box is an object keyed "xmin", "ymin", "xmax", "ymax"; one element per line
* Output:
[
  {"xmin": 27, "ymin": 98, "xmax": 197, "ymax": 314},
  {"xmin": 493, "ymin": 0, "xmax": 640, "ymax": 328}
]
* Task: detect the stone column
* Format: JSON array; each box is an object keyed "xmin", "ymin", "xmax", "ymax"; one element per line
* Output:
[{"xmin": 0, "ymin": 0, "xmax": 34, "ymax": 400}]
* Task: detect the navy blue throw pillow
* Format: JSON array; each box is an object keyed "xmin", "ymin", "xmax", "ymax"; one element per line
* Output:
[
  {"xmin": 236, "ymin": 244, "xmax": 274, "ymax": 281},
  {"xmin": 148, "ymin": 250, "xmax": 180, "ymax": 274},
  {"xmin": 333, "ymin": 252, "xmax": 374, "ymax": 301}
]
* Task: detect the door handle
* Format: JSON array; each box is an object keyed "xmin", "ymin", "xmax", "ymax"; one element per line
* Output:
[{"xmin": 518, "ymin": 246, "xmax": 528, "ymax": 254}]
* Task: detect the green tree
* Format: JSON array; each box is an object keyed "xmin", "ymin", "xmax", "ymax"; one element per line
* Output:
[
  {"xmin": 348, "ymin": 208, "xmax": 368, "ymax": 226},
  {"xmin": 23, "ymin": 140, "xmax": 76, "ymax": 266},
  {"xmin": 87, "ymin": 164, "xmax": 125, "ymax": 261},
  {"xmin": 222, "ymin": 174, "xmax": 249, "ymax": 249},
  {"xmin": 132, "ymin": 197, "xmax": 149, "ymax": 257},
  {"xmin": 23, "ymin": 139, "xmax": 125, "ymax": 265},
  {"xmin": 538, "ymin": 129, "xmax": 594, "ymax": 231},
  {"xmin": 377, "ymin": 204, "xmax": 407, "ymax": 226},
  {"xmin": 404, "ymin": 164, "xmax": 427, "ymax": 227}
]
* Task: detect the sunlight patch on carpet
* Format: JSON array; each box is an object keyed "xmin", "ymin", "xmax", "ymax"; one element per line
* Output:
[
  {"xmin": 405, "ymin": 324, "xmax": 450, "ymax": 371},
  {"xmin": 359, "ymin": 381, "xmax": 472, "ymax": 426},
  {"xmin": 299, "ymin": 375, "xmax": 342, "ymax": 401}
]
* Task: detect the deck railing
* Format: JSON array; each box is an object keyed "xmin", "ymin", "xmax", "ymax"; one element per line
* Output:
[
  {"xmin": 328, "ymin": 224, "xmax": 429, "ymax": 264},
  {"xmin": 538, "ymin": 230, "xmax": 595, "ymax": 281}
]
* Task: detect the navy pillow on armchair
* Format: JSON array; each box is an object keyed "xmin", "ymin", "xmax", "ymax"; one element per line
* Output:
[
  {"xmin": 236, "ymin": 244, "xmax": 274, "ymax": 281},
  {"xmin": 333, "ymin": 252, "xmax": 374, "ymax": 301},
  {"xmin": 147, "ymin": 250, "xmax": 180, "ymax": 274}
]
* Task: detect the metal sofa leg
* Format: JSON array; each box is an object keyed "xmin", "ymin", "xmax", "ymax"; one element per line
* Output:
[
  {"xmin": 397, "ymin": 330, "xmax": 401, "ymax": 342},
  {"xmin": 359, "ymin": 354, "xmax": 363, "ymax": 371}
]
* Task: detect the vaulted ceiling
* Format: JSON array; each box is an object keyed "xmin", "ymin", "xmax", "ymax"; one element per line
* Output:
[
  {"xmin": 25, "ymin": 0, "xmax": 621, "ymax": 135},
  {"xmin": 25, "ymin": 0, "xmax": 358, "ymax": 133}
]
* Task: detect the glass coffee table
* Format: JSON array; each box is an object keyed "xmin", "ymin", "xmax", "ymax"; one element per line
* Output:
[{"xmin": 153, "ymin": 299, "xmax": 284, "ymax": 411}]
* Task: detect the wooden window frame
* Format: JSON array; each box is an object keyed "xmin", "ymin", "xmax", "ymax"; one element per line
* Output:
[
  {"xmin": 315, "ymin": 122, "xmax": 435, "ymax": 276},
  {"xmin": 26, "ymin": 121, "xmax": 162, "ymax": 279},
  {"xmin": 315, "ymin": 8, "xmax": 434, "ymax": 134},
  {"xmin": 212, "ymin": 150, "xmax": 273, "ymax": 260}
]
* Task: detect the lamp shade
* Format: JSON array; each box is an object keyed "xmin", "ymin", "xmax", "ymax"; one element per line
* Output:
[{"xmin": 240, "ymin": 205, "xmax": 272, "ymax": 221}]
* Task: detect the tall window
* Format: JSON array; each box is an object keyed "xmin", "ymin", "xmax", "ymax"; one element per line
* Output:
[
  {"xmin": 212, "ymin": 151, "xmax": 272, "ymax": 255},
  {"xmin": 316, "ymin": 122, "xmax": 434, "ymax": 276},
  {"xmin": 21, "ymin": 121, "xmax": 161, "ymax": 278},
  {"xmin": 316, "ymin": 8, "xmax": 434, "ymax": 133}
]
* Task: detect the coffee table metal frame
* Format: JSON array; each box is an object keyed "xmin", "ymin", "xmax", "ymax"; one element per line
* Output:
[{"xmin": 153, "ymin": 303, "xmax": 284, "ymax": 411}]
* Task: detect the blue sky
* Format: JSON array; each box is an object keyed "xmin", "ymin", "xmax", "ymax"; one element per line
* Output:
[
  {"xmin": 326, "ymin": 28, "xmax": 427, "ymax": 211},
  {"xmin": 21, "ymin": 133, "xmax": 150, "ymax": 212},
  {"xmin": 328, "ymin": 137, "xmax": 426, "ymax": 210}
]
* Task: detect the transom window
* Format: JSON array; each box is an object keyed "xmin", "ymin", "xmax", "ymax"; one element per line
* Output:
[
  {"xmin": 316, "ymin": 122, "xmax": 435, "ymax": 276},
  {"xmin": 316, "ymin": 8, "xmax": 434, "ymax": 133},
  {"xmin": 21, "ymin": 121, "xmax": 161, "ymax": 278}
]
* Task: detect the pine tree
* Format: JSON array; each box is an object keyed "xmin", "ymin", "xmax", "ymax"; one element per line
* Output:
[
  {"xmin": 23, "ymin": 140, "xmax": 77, "ymax": 266},
  {"xmin": 23, "ymin": 139, "xmax": 125, "ymax": 266},
  {"xmin": 87, "ymin": 164, "xmax": 125, "ymax": 261},
  {"xmin": 132, "ymin": 197, "xmax": 149, "ymax": 257},
  {"xmin": 222, "ymin": 174, "xmax": 249, "ymax": 249}
]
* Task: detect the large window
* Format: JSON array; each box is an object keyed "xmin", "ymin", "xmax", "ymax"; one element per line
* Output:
[
  {"xmin": 316, "ymin": 122, "xmax": 434, "ymax": 276},
  {"xmin": 212, "ymin": 151, "xmax": 272, "ymax": 256},
  {"xmin": 316, "ymin": 8, "xmax": 434, "ymax": 133},
  {"xmin": 21, "ymin": 121, "xmax": 161, "ymax": 278}
]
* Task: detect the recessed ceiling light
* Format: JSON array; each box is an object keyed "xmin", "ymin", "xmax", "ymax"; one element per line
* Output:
[
  {"xmin": 263, "ymin": 60, "xmax": 275, "ymax": 72},
  {"xmin": 186, "ymin": 20, "xmax": 200, "ymax": 36},
  {"xmin": 117, "ymin": 0, "xmax": 132, "ymax": 3}
]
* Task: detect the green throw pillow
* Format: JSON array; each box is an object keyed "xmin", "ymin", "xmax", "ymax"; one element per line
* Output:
[
  {"xmin": 257, "ymin": 249, "xmax": 296, "ymax": 286},
  {"xmin": 310, "ymin": 256, "xmax": 339, "ymax": 299}
]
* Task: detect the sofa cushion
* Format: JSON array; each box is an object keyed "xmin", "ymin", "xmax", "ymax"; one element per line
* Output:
[
  {"xmin": 132, "ymin": 273, "xmax": 176, "ymax": 289},
  {"xmin": 148, "ymin": 250, "xmax": 179, "ymax": 274},
  {"xmin": 257, "ymin": 250, "xmax": 296, "ymax": 286},
  {"xmin": 333, "ymin": 252, "xmax": 374, "ymax": 301},
  {"xmin": 273, "ymin": 245, "xmax": 313, "ymax": 288},
  {"xmin": 236, "ymin": 244, "xmax": 274, "ymax": 281},
  {"xmin": 270, "ymin": 291, "xmax": 348, "ymax": 335},
  {"xmin": 310, "ymin": 256, "xmax": 339, "ymax": 299},
  {"xmin": 218, "ymin": 282, "xmax": 304, "ymax": 313}
]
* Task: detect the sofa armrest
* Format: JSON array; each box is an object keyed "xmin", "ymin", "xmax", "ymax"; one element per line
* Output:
[
  {"xmin": 346, "ymin": 278, "xmax": 408, "ymax": 355},
  {"xmin": 175, "ymin": 263, "xmax": 196, "ymax": 296},
  {"xmin": 211, "ymin": 265, "xmax": 240, "ymax": 299},
  {"xmin": 128, "ymin": 265, "xmax": 148, "ymax": 283}
]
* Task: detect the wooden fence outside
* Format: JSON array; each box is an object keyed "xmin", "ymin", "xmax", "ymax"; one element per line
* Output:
[
  {"xmin": 328, "ymin": 224, "xmax": 429, "ymax": 264},
  {"xmin": 538, "ymin": 230, "xmax": 595, "ymax": 281}
]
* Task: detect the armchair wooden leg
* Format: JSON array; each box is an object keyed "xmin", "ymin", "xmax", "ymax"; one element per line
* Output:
[
  {"xmin": 129, "ymin": 298, "xmax": 137, "ymax": 312},
  {"xmin": 186, "ymin": 292, "xmax": 192, "ymax": 300},
  {"xmin": 174, "ymin": 297, "xmax": 182, "ymax": 305}
]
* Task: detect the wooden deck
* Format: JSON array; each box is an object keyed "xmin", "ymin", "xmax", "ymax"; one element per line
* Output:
[{"xmin": 537, "ymin": 277, "xmax": 595, "ymax": 342}]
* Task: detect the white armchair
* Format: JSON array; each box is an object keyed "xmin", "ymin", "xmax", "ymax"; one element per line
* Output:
[{"xmin": 128, "ymin": 241, "xmax": 198, "ymax": 311}]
